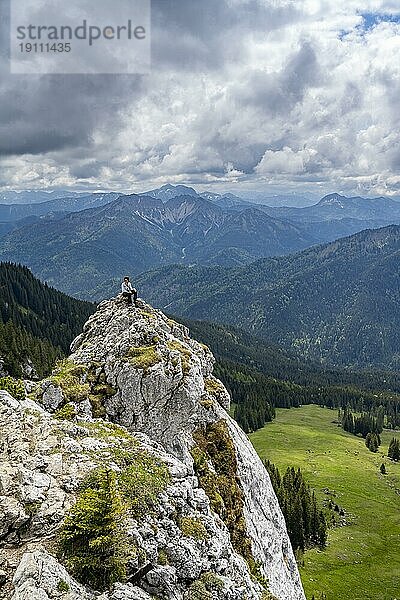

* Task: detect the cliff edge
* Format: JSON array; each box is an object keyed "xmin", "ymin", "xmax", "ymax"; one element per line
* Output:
[{"xmin": 0, "ymin": 297, "xmax": 305, "ymax": 600}]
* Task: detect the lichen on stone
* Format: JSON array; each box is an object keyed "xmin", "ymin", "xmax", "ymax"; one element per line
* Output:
[{"xmin": 199, "ymin": 571, "xmax": 224, "ymax": 592}]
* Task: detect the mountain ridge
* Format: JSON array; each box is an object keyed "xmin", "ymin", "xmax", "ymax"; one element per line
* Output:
[
  {"xmin": 3, "ymin": 185, "xmax": 400, "ymax": 299},
  {"xmin": 136, "ymin": 224, "xmax": 400, "ymax": 368}
]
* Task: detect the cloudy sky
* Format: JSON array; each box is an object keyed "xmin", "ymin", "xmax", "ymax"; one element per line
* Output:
[{"xmin": 1, "ymin": 0, "xmax": 400, "ymax": 197}]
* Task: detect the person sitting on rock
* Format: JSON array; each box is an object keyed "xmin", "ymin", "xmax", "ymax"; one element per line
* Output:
[{"xmin": 121, "ymin": 276, "xmax": 138, "ymax": 307}]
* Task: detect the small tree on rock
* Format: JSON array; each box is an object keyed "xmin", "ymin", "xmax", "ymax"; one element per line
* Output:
[{"xmin": 59, "ymin": 468, "xmax": 130, "ymax": 590}]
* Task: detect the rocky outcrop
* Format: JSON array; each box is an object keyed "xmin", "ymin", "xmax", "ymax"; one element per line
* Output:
[{"xmin": 0, "ymin": 297, "xmax": 305, "ymax": 600}]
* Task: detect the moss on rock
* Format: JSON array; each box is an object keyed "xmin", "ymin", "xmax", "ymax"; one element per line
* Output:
[
  {"xmin": 199, "ymin": 571, "xmax": 224, "ymax": 592},
  {"xmin": 55, "ymin": 403, "xmax": 76, "ymax": 421},
  {"xmin": 51, "ymin": 360, "xmax": 90, "ymax": 403},
  {"xmin": 179, "ymin": 516, "xmax": 208, "ymax": 541},
  {"xmin": 0, "ymin": 376, "xmax": 25, "ymax": 401},
  {"xmin": 204, "ymin": 377, "xmax": 225, "ymax": 396},
  {"xmin": 192, "ymin": 419, "xmax": 267, "ymax": 587},
  {"xmin": 189, "ymin": 580, "xmax": 212, "ymax": 600},
  {"xmin": 118, "ymin": 450, "xmax": 170, "ymax": 519},
  {"xmin": 167, "ymin": 340, "xmax": 191, "ymax": 375},
  {"xmin": 157, "ymin": 548, "xmax": 169, "ymax": 566},
  {"xmin": 126, "ymin": 345, "xmax": 160, "ymax": 371}
]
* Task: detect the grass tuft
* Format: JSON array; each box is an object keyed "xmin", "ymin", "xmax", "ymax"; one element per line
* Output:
[{"xmin": 126, "ymin": 345, "xmax": 160, "ymax": 371}]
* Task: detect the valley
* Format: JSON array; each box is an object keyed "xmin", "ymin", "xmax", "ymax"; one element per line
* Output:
[{"xmin": 251, "ymin": 405, "xmax": 400, "ymax": 600}]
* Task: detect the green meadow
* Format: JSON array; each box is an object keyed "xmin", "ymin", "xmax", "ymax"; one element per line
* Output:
[{"xmin": 250, "ymin": 405, "xmax": 400, "ymax": 600}]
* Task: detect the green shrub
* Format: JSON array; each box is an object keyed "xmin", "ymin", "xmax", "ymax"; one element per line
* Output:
[
  {"xmin": 59, "ymin": 468, "xmax": 130, "ymax": 591},
  {"xmin": 118, "ymin": 451, "xmax": 170, "ymax": 519},
  {"xmin": 0, "ymin": 376, "xmax": 25, "ymax": 401},
  {"xmin": 57, "ymin": 579, "xmax": 70, "ymax": 592},
  {"xmin": 167, "ymin": 340, "xmax": 192, "ymax": 375},
  {"xmin": 86, "ymin": 373, "xmax": 116, "ymax": 417}
]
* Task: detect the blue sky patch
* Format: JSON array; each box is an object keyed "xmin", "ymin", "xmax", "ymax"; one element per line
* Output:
[{"xmin": 359, "ymin": 12, "xmax": 400, "ymax": 31}]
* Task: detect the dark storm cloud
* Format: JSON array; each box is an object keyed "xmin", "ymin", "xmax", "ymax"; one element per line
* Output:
[
  {"xmin": 151, "ymin": 0, "xmax": 302, "ymax": 69},
  {"xmin": 1, "ymin": 0, "xmax": 399, "ymax": 195},
  {"xmin": 0, "ymin": 0, "xmax": 301, "ymax": 159},
  {"xmin": 0, "ymin": 73, "xmax": 144, "ymax": 156}
]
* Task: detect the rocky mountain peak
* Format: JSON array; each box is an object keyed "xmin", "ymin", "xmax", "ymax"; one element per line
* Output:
[
  {"xmin": 68, "ymin": 297, "xmax": 224, "ymax": 462},
  {"xmin": 0, "ymin": 297, "xmax": 305, "ymax": 600},
  {"xmin": 317, "ymin": 193, "xmax": 347, "ymax": 207},
  {"xmin": 145, "ymin": 184, "xmax": 199, "ymax": 202}
]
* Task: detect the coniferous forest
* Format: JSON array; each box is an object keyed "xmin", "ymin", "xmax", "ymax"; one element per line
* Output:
[
  {"xmin": 180, "ymin": 318, "xmax": 400, "ymax": 434},
  {"xmin": 264, "ymin": 460, "xmax": 328, "ymax": 554},
  {"xmin": 0, "ymin": 262, "xmax": 95, "ymax": 377}
]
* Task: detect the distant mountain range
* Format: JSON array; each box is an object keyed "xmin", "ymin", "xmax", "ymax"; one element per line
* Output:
[
  {"xmin": 260, "ymin": 192, "xmax": 400, "ymax": 222},
  {"xmin": 2, "ymin": 184, "xmax": 400, "ymax": 303},
  {"xmin": 0, "ymin": 190, "xmax": 87, "ymax": 205},
  {"xmin": 0, "ymin": 192, "xmax": 319, "ymax": 296},
  {"xmin": 136, "ymin": 225, "xmax": 400, "ymax": 369},
  {"xmin": 0, "ymin": 192, "xmax": 119, "ymax": 222}
]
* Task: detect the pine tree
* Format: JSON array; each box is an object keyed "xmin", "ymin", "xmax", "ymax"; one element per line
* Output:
[
  {"xmin": 388, "ymin": 438, "xmax": 400, "ymax": 461},
  {"xmin": 263, "ymin": 460, "xmax": 327, "ymax": 553},
  {"xmin": 0, "ymin": 262, "xmax": 94, "ymax": 377},
  {"xmin": 60, "ymin": 468, "xmax": 129, "ymax": 590},
  {"xmin": 365, "ymin": 432, "xmax": 380, "ymax": 453}
]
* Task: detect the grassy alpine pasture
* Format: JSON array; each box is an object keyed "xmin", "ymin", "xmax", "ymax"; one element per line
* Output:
[{"xmin": 250, "ymin": 405, "xmax": 400, "ymax": 600}]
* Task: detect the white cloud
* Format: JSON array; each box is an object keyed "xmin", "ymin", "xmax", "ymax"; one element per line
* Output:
[{"xmin": 1, "ymin": 0, "xmax": 400, "ymax": 196}]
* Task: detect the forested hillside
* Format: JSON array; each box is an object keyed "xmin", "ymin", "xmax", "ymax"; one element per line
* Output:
[
  {"xmin": 139, "ymin": 225, "xmax": 400, "ymax": 369},
  {"xmin": 180, "ymin": 317, "xmax": 400, "ymax": 433},
  {"xmin": 0, "ymin": 262, "xmax": 95, "ymax": 377}
]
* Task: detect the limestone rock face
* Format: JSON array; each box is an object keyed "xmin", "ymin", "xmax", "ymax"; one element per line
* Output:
[
  {"xmin": 1, "ymin": 298, "xmax": 306, "ymax": 600},
  {"xmin": 70, "ymin": 298, "xmax": 224, "ymax": 463}
]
